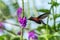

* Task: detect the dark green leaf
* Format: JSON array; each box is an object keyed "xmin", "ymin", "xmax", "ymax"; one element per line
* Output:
[
  {"xmin": 12, "ymin": 2, "xmax": 19, "ymax": 10},
  {"xmin": 37, "ymin": 9, "xmax": 50, "ymax": 13},
  {"xmin": 54, "ymin": 14, "xmax": 60, "ymax": 20},
  {"xmin": 12, "ymin": 37, "xmax": 20, "ymax": 40},
  {"xmin": 48, "ymin": 1, "xmax": 60, "ymax": 8}
]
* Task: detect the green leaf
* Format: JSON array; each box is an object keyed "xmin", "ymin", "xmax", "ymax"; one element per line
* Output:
[
  {"xmin": 38, "ymin": 37, "xmax": 45, "ymax": 40},
  {"xmin": 0, "ymin": 1, "xmax": 6, "ymax": 8},
  {"xmin": 54, "ymin": 14, "xmax": 60, "ymax": 20},
  {"xmin": 57, "ymin": 23, "xmax": 60, "ymax": 31},
  {"xmin": 12, "ymin": 37, "xmax": 20, "ymax": 40},
  {"xmin": 5, "ymin": 35, "xmax": 11, "ymax": 40},
  {"xmin": 0, "ymin": 35, "xmax": 7, "ymax": 40},
  {"xmin": 48, "ymin": 1, "xmax": 60, "ymax": 8},
  {"xmin": 37, "ymin": 9, "xmax": 50, "ymax": 13},
  {"xmin": 0, "ymin": 1, "xmax": 12, "ymax": 21},
  {"xmin": 0, "ymin": 37, "xmax": 4, "ymax": 40},
  {"xmin": 36, "ymin": 26, "xmax": 45, "ymax": 32},
  {"xmin": 55, "ymin": 36, "xmax": 60, "ymax": 40},
  {"xmin": 12, "ymin": 2, "xmax": 19, "ymax": 10}
]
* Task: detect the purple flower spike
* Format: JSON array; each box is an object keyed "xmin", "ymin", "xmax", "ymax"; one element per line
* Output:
[
  {"xmin": 18, "ymin": 17, "xmax": 27, "ymax": 28},
  {"xmin": 28, "ymin": 31, "xmax": 38, "ymax": 40},
  {"xmin": 22, "ymin": 17, "xmax": 27, "ymax": 27},
  {"xmin": 17, "ymin": 7, "xmax": 27, "ymax": 28},
  {"xmin": 17, "ymin": 7, "xmax": 22, "ymax": 17}
]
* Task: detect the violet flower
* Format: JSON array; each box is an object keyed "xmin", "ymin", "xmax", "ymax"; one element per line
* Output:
[
  {"xmin": 17, "ymin": 7, "xmax": 22, "ymax": 17},
  {"xmin": 18, "ymin": 17, "xmax": 27, "ymax": 28},
  {"xmin": 28, "ymin": 31, "xmax": 38, "ymax": 40},
  {"xmin": 17, "ymin": 7, "xmax": 27, "ymax": 28}
]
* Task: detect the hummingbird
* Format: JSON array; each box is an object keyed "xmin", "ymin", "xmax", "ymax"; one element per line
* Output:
[
  {"xmin": 28, "ymin": 12, "xmax": 50, "ymax": 25},
  {"xmin": 28, "ymin": 12, "xmax": 54, "ymax": 33}
]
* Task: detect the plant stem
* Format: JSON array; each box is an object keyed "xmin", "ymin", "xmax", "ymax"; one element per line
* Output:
[
  {"xmin": 4, "ymin": 28, "xmax": 16, "ymax": 36},
  {"xmin": 27, "ymin": 0, "xmax": 30, "ymax": 16},
  {"xmin": 52, "ymin": 6, "xmax": 56, "ymax": 31},
  {"xmin": 51, "ymin": 0, "xmax": 56, "ymax": 31},
  {"xmin": 32, "ymin": 0, "xmax": 38, "ymax": 17},
  {"xmin": 20, "ymin": 27, "xmax": 24, "ymax": 40},
  {"xmin": 46, "ymin": 15, "xmax": 49, "ymax": 33},
  {"xmin": 22, "ymin": 0, "xmax": 24, "ymax": 17},
  {"xmin": 27, "ymin": 0, "xmax": 31, "ymax": 29},
  {"xmin": 20, "ymin": 0, "xmax": 24, "ymax": 40},
  {"xmin": 45, "ymin": 13, "xmax": 49, "ymax": 40}
]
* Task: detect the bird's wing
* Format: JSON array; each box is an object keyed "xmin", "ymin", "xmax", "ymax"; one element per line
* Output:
[
  {"xmin": 38, "ymin": 13, "xmax": 49, "ymax": 19},
  {"xmin": 40, "ymin": 20, "xmax": 46, "ymax": 25},
  {"xmin": 38, "ymin": 10, "xmax": 50, "ymax": 19}
]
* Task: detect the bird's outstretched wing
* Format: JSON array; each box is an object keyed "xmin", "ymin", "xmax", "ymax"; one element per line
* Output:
[
  {"xmin": 38, "ymin": 13, "xmax": 50, "ymax": 19},
  {"xmin": 38, "ymin": 10, "xmax": 50, "ymax": 19}
]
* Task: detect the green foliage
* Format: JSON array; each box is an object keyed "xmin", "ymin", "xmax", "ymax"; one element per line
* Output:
[
  {"xmin": 54, "ymin": 14, "xmax": 60, "ymax": 20},
  {"xmin": 5, "ymin": 35, "xmax": 11, "ymax": 40},
  {"xmin": 0, "ymin": 1, "xmax": 6, "ymax": 8},
  {"xmin": 36, "ymin": 26, "xmax": 44, "ymax": 32},
  {"xmin": 36, "ymin": 25, "xmax": 53, "ymax": 34},
  {"xmin": 0, "ymin": 37, "xmax": 4, "ymax": 40},
  {"xmin": 55, "ymin": 36, "xmax": 60, "ymax": 40},
  {"xmin": 0, "ymin": 35, "xmax": 7, "ymax": 40},
  {"xmin": 12, "ymin": 37, "xmax": 20, "ymax": 40},
  {"xmin": 0, "ymin": 0, "xmax": 60, "ymax": 40},
  {"xmin": 37, "ymin": 9, "xmax": 50, "ymax": 13},
  {"xmin": 57, "ymin": 23, "xmax": 60, "ymax": 31},
  {"xmin": 49, "ymin": 36, "xmax": 60, "ymax": 40},
  {"xmin": 48, "ymin": 1, "xmax": 60, "ymax": 8},
  {"xmin": 12, "ymin": 2, "xmax": 19, "ymax": 10},
  {"xmin": 38, "ymin": 37, "xmax": 45, "ymax": 40},
  {"xmin": 0, "ymin": 1, "xmax": 11, "ymax": 21}
]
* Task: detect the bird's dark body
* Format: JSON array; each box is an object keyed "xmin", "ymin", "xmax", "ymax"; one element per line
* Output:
[
  {"xmin": 28, "ymin": 13, "xmax": 50, "ymax": 24},
  {"xmin": 29, "ymin": 17, "xmax": 42, "ymax": 24},
  {"xmin": 30, "ymin": 17, "xmax": 41, "ymax": 23}
]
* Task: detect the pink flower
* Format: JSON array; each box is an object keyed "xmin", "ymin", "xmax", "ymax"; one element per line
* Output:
[
  {"xmin": 18, "ymin": 17, "xmax": 27, "ymax": 28},
  {"xmin": 17, "ymin": 7, "xmax": 27, "ymax": 28},
  {"xmin": 28, "ymin": 31, "xmax": 38, "ymax": 40},
  {"xmin": 17, "ymin": 7, "xmax": 22, "ymax": 17}
]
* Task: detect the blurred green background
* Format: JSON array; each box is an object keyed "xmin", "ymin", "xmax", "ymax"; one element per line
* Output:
[{"xmin": 0, "ymin": 0, "xmax": 60, "ymax": 40}]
